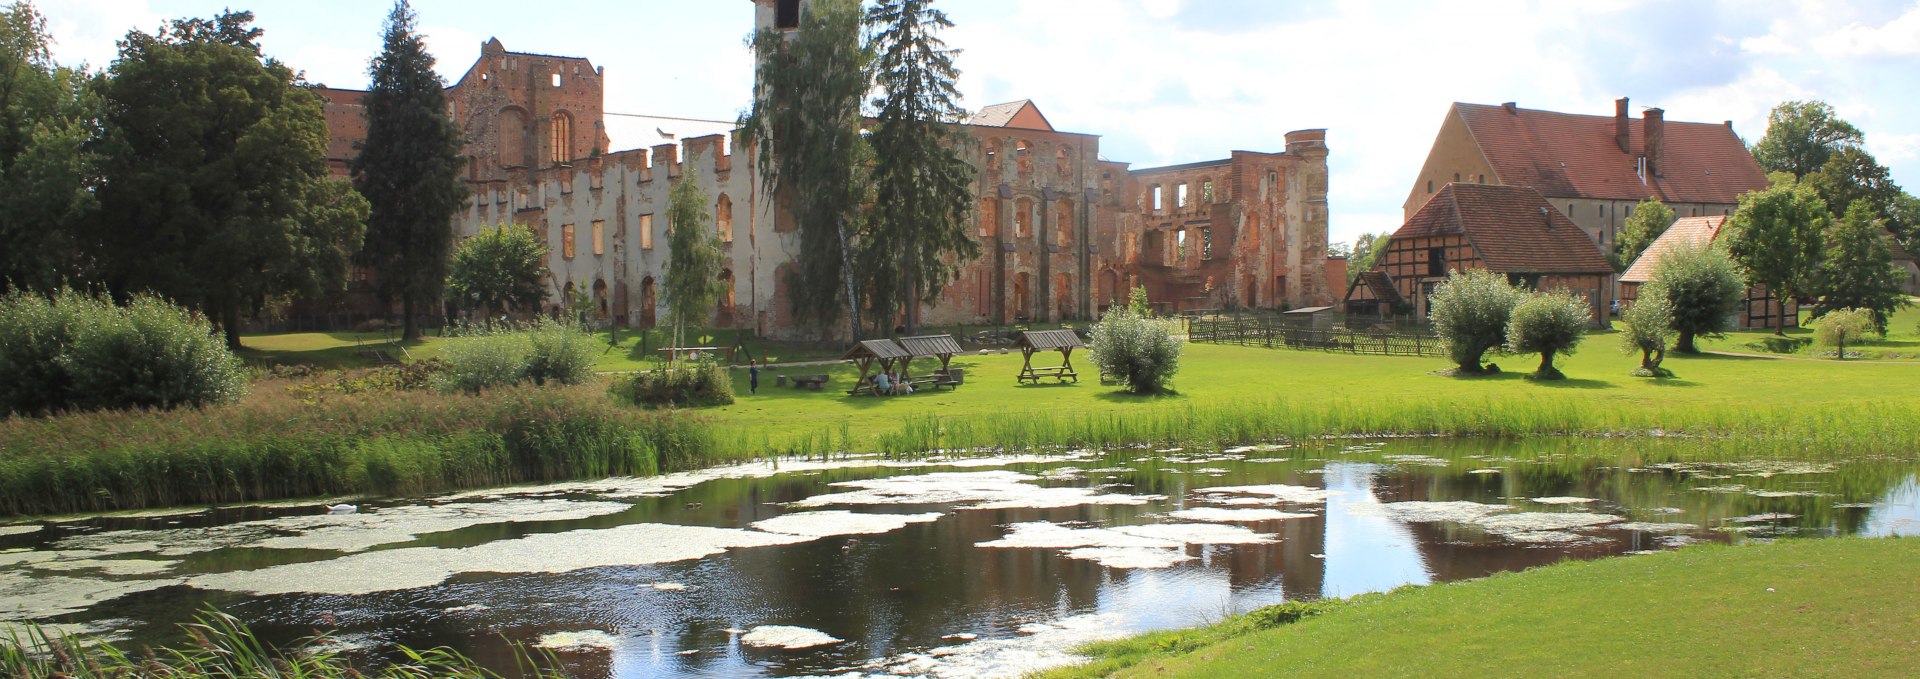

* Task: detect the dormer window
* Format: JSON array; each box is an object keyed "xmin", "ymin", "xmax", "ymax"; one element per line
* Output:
[{"xmin": 775, "ymin": 0, "xmax": 801, "ymax": 29}]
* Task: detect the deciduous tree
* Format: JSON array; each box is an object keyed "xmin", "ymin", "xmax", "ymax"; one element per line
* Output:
[
  {"xmin": 1428, "ymin": 269, "xmax": 1526, "ymax": 375},
  {"xmin": 1611, "ymin": 197, "xmax": 1674, "ymax": 272},
  {"xmin": 1813, "ymin": 307, "xmax": 1876, "ymax": 360},
  {"xmin": 94, "ymin": 10, "xmax": 368, "ymax": 349},
  {"xmin": 1811, "ymin": 200, "xmax": 1908, "ymax": 331},
  {"xmin": 1723, "ymin": 176, "xmax": 1827, "ymax": 336},
  {"xmin": 1618, "ymin": 288, "xmax": 1675, "ymax": 377},
  {"xmin": 447, "ymin": 224, "xmax": 547, "ymax": 329},
  {"xmin": 1347, "ymin": 232, "xmax": 1392, "ymax": 285},
  {"xmin": 0, "ymin": 1, "xmax": 99, "ymax": 292},
  {"xmin": 1505, "ymin": 291, "xmax": 1590, "ymax": 380},
  {"xmin": 863, "ymin": 0, "xmax": 977, "ymax": 335},
  {"xmin": 352, "ymin": 0, "xmax": 468, "ymax": 340},
  {"xmin": 1647, "ymin": 241, "xmax": 1744, "ymax": 354},
  {"xmin": 663, "ymin": 174, "xmax": 725, "ymax": 353},
  {"xmin": 743, "ymin": 0, "xmax": 871, "ymax": 338},
  {"xmin": 1751, "ymin": 100, "xmax": 1863, "ymax": 178}
]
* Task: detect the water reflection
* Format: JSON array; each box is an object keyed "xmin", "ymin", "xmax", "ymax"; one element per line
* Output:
[{"xmin": 1, "ymin": 441, "xmax": 1915, "ymax": 677}]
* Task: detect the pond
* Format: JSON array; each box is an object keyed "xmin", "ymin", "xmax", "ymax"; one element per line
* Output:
[{"xmin": 3, "ymin": 440, "xmax": 1917, "ymax": 677}]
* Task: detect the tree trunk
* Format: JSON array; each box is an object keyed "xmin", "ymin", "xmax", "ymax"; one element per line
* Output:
[
  {"xmin": 1537, "ymin": 349, "xmax": 1555, "ymax": 377},
  {"xmin": 1775, "ymin": 296, "xmax": 1787, "ymax": 337},
  {"xmin": 220, "ymin": 301, "xmax": 242, "ymax": 351},
  {"xmin": 403, "ymin": 295, "xmax": 421, "ymax": 341},
  {"xmin": 1836, "ymin": 337, "xmax": 1846, "ymax": 361},
  {"xmin": 1675, "ymin": 330, "xmax": 1697, "ymax": 354},
  {"xmin": 837, "ymin": 219, "xmax": 861, "ymax": 341}
]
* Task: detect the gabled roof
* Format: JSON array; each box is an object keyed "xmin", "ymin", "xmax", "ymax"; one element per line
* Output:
[
  {"xmin": 843, "ymin": 339, "xmax": 910, "ymax": 361},
  {"xmin": 1346, "ymin": 271, "xmax": 1402, "ymax": 303},
  {"xmin": 896, "ymin": 334, "xmax": 963, "ymax": 358},
  {"xmin": 1455, "ymin": 102, "xmax": 1768, "ymax": 205},
  {"xmin": 1395, "ymin": 183, "xmax": 1615, "ymax": 275},
  {"xmin": 1619, "ymin": 215, "xmax": 1726, "ymax": 284},
  {"xmin": 1018, "ymin": 329, "xmax": 1084, "ymax": 351},
  {"xmin": 971, "ymin": 100, "xmax": 1054, "ymax": 131}
]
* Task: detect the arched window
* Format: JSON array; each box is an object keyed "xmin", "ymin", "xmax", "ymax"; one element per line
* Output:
[
  {"xmin": 1014, "ymin": 197, "xmax": 1034, "ymax": 237},
  {"xmin": 639, "ymin": 277, "xmax": 657, "ymax": 328},
  {"xmin": 716, "ymin": 194, "xmax": 733, "ymax": 243},
  {"xmin": 550, "ymin": 111, "xmax": 573, "ymax": 165},
  {"xmin": 499, "ymin": 107, "xmax": 528, "ymax": 168},
  {"xmin": 1015, "ymin": 140, "xmax": 1032, "ymax": 175},
  {"xmin": 1055, "ymin": 200, "xmax": 1074, "ymax": 247},
  {"xmin": 592, "ymin": 279, "xmax": 609, "ymax": 319},
  {"xmin": 1055, "ymin": 146, "xmax": 1072, "ymax": 178}
]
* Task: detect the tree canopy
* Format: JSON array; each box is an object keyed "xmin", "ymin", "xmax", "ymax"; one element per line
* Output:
[
  {"xmin": 1811, "ymin": 200, "xmax": 1908, "ymax": 331},
  {"xmin": 662, "ymin": 174, "xmax": 726, "ymax": 348},
  {"xmin": 1646, "ymin": 241, "xmax": 1744, "ymax": 354},
  {"xmin": 862, "ymin": 0, "xmax": 978, "ymax": 336},
  {"xmin": 1347, "ymin": 232, "xmax": 1392, "ymax": 284},
  {"xmin": 1506, "ymin": 291, "xmax": 1590, "ymax": 380},
  {"xmin": 0, "ymin": 1, "xmax": 99, "ymax": 292},
  {"xmin": 352, "ymin": 0, "xmax": 468, "ymax": 340},
  {"xmin": 93, "ymin": 11, "xmax": 368, "ymax": 348},
  {"xmin": 1751, "ymin": 100, "xmax": 1864, "ymax": 179},
  {"xmin": 1611, "ymin": 197, "xmax": 1674, "ymax": 272},
  {"xmin": 447, "ymin": 224, "xmax": 547, "ymax": 329},
  {"xmin": 1722, "ymin": 176, "xmax": 1828, "ymax": 335},
  {"xmin": 1429, "ymin": 269, "xmax": 1526, "ymax": 374}
]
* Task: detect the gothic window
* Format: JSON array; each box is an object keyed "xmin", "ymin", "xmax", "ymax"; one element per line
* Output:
[{"xmin": 550, "ymin": 111, "xmax": 574, "ymax": 165}]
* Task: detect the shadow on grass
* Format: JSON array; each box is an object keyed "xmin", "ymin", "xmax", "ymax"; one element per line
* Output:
[
  {"xmin": 1527, "ymin": 377, "xmax": 1614, "ymax": 390},
  {"xmin": 1643, "ymin": 378, "xmax": 1702, "ymax": 388},
  {"xmin": 1093, "ymin": 389, "xmax": 1186, "ymax": 403}
]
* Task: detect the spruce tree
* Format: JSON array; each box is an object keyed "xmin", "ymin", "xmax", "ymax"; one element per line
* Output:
[
  {"xmin": 863, "ymin": 0, "xmax": 978, "ymax": 335},
  {"xmin": 352, "ymin": 0, "xmax": 468, "ymax": 341}
]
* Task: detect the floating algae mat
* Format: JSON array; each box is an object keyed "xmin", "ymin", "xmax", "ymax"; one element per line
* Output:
[{"xmin": 1, "ymin": 441, "xmax": 1916, "ymax": 677}]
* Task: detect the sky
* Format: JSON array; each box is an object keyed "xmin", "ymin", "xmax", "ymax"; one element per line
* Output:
[{"xmin": 36, "ymin": 0, "xmax": 1920, "ymax": 247}]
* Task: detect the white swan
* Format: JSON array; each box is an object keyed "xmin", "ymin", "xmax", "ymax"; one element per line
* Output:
[{"xmin": 326, "ymin": 503, "xmax": 358, "ymax": 514}]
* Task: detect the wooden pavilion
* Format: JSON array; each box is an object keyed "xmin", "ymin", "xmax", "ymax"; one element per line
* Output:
[
  {"xmin": 895, "ymin": 334, "xmax": 965, "ymax": 390},
  {"xmin": 1016, "ymin": 330, "xmax": 1084, "ymax": 384},
  {"xmin": 843, "ymin": 339, "xmax": 911, "ymax": 396}
]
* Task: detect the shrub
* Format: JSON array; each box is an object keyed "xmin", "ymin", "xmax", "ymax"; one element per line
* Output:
[
  {"xmin": 1813, "ymin": 307, "xmax": 1878, "ymax": 360},
  {"xmin": 1505, "ymin": 291, "xmax": 1591, "ymax": 380},
  {"xmin": 1428, "ymin": 270, "xmax": 1526, "ymax": 374},
  {"xmin": 1619, "ymin": 290, "xmax": 1676, "ymax": 377},
  {"xmin": 438, "ymin": 319, "xmax": 595, "ymax": 393},
  {"xmin": 1089, "ymin": 305, "xmax": 1184, "ymax": 394},
  {"xmin": 619, "ymin": 363, "xmax": 735, "ymax": 408},
  {"xmin": 0, "ymin": 289, "xmax": 246, "ymax": 417},
  {"xmin": 1649, "ymin": 241, "xmax": 1744, "ymax": 354},
  {"xmin": 524, "ymin": 319, "xmax": 596, "ymax": 386}
]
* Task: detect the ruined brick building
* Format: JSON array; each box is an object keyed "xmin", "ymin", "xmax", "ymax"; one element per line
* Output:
[{"xmin": 317, "ymin": 0, "xmax": 1335, "ymax": 337}]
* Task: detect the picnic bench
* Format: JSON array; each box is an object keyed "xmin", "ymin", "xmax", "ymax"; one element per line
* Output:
[
  {"xmin": 843, "ymin": 339, "xmax": 911, "ymax": 396},
  {"xmin": 1016, "ymin": 330, "xmax": 1084, "ymax": 384},
  {"xmin": 896, "ymin": 334, "xmax": 965, "ymax": 391},
  {"xmin": 787, "ymin": 374, "xmax": 829, "ymax": 391}
]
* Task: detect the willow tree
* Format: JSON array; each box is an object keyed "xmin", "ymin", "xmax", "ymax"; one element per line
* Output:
[
  {"xmin": 862, "ymin": 0, "xmax": 977, "ymax": 335},
  {"xmin": 353, "ymin": 0, "xmax": 468, "ymax": 340},
  {"xmin": 743, "ymin": 0, "xmax": 870, "ymax": 338}
]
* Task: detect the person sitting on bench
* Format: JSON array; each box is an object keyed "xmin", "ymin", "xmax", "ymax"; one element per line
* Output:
[{"xmin": 874, "ymin": 372, "xmax": 891, "ymax": 396}]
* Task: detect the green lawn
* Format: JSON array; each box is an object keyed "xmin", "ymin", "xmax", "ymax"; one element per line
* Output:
[
  {"xmin": 1043, "ymin": 537, "xmax": 1920, "ymax": 679},
  {"xmin": 1695, "ymin": 302, "xmax": 1920, "ymax": 360},
  {"xmin": 236, "ymin": 331, "xmax": 446, "ymax": 369},
  {"xmin": 711, "ymin": 331, "xmax": 1920, "ymax": 445}
]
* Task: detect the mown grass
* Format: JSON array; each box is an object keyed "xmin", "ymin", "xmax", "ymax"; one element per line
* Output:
[
  {"xmin": 1040, "ymin": 537, "xmax": 1920, "ymax": 679},
  {"xmin": 1696, "ymin": 302, "xmax": 1920, "ymax": 360}
]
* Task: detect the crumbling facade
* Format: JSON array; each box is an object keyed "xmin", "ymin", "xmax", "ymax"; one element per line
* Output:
[{"xmin": 315, "ymin": 0, "xmax": 1335, "ymax": 337}]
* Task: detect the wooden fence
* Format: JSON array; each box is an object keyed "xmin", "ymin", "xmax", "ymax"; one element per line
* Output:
[{"xmin": 1185, "ymin": 313, "xmax": 1444, "ymax": 357}]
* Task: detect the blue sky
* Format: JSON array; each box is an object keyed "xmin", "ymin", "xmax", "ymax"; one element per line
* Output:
[{"xmin": 39, "ymin": 0, "xmax": 1920, "ymax": 247}]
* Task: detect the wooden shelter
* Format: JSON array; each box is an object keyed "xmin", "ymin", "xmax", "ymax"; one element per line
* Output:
[
  {"xmin": 896, "ymin": 334, "xmax": 965, "ymax": 389},
  {"xmin": 1016, "ymin": 330, "xmax": 1084, "ymax": 383},
  {"xmin": 843, "ymin": 339, "xmax": 911, "ymax": 396}
]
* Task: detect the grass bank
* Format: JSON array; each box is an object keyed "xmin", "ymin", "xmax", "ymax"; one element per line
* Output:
[
  {"xmin": 1042, "ymin": 537, "xmax": 1920, "ymax": 679},
  {"xmin": 0, "ymin": 380, "xmax": 724, "ymax": 516}
]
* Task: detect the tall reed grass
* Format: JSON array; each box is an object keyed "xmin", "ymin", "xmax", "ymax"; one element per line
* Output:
[{"xmin": 1, "ymin": 608, "xmax": 567, "ymax": 678}]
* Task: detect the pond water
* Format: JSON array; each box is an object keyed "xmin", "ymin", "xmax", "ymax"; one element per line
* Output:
[{"xmin": 3, "ymin": 441, "xmax": 1917, "ymax": 677}]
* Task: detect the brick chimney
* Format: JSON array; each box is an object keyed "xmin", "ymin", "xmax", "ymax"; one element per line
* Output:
[
  {"xmin": 1501, "ymin": 102, "xmax": 1517, "ymax": 114},
  {"xmin": 1643, "ymin": 107, "xmax": 1665, "ymax": 178},
  {"xmin": 1615, "ymin": 97, "xmax": 1631, "ymax": 153}
]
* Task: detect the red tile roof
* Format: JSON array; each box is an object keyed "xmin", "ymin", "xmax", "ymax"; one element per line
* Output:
[
  {"xmin": 1619, "ymin": 215, "xmax": 1726, "ymax": 283},
  {"xmin": 1456, "ymin": 103, "xmax": 1769, "ymax": 205},
  {"xmin": 1394, "ymin": 183, "xmax": 1615, "ymax": 274},
  {"xmin": 971, "ymin": 100, "xmax": 1054, "ymax": 131}
]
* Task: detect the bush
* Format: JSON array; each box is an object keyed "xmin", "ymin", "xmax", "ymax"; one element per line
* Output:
[
  {"xmin": 1649, "ymin": 242, "xmax": 1744, "ymax": 354},
  {"xmin": 1505, "ymin": 291, "xmax": 1591, "ymax": 380},
  {"xmin": 1089, "ymin": 305, "xmax": 1184, "ymax": 394},
  {"xmin": 1428, "ymin": 270, "xmax": 1526, "ymax": 374},
  {"xmin": 1813, "ymin": 308, "xmax": 1878, "ymax": 360},
  {"xmin": 619, "ymin": 363, "xmax": 735, "ymax": 408},
  {"xmin": 0, "ymin": 289, "xmax": 246, "ymax": 417},
  {"xmin": 439, "ymin": 319, "xmax": 596, "ymax": 393},
  {"xmin": 1619, "ymin": 291, "xmax": 1676, "ymax": 377}
]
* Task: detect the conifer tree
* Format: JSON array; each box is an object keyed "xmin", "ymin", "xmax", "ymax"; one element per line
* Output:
[
  {"xmin": 863, "ymin": 0, "xmax": 977, "ymax": 335},
  {"xmin": 353, "ymin": 0, "xmax": 468, "ymax": 341}
]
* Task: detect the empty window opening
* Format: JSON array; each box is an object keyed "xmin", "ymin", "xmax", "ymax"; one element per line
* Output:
[
  {"xmin": 775, "ymin": 0, "xmax": 800, "ymax": 29},
  {"xmin": 1201, "ymin": 227, "xmax": 1213, "ymax": 260},
  {"xmin": 551, "ymin": 73, "xmax": 562, "ymax": 88},
  {"xmin": 1176, "ymin": 183, "xmax": 1189, "ymax": 208},
  {"xmin": 639, "ymin": 214, "xmax": 654, "ymax": 250},
  {"xmin": 1427, "ymin": 246, "xmax": 1446, "ymax": 277},
  {"xmin": 1427, "ymin": 180, "xmax": 1434, "ymax": 193},
  {"xmin": 1478, "ymin": 174, "xmax": 1485, "ymax": 183},
  {"xmin": 592, "ymin": 220, "xmax": 605, "ymax": 255},
  {"xmin": 550, "ymin": 111, "xmax": 573, "ymax": 165},
  {"xmin": 716, "ymin": 194, "xmax": 734, "ymax": 243},
  {"xmin": 1151, "ymin": 185, "xmax": 1163, "ymax": 212},
  {"xmin": 1201, "ymin": 180, "xmax": 1215, "ymax": 204},
  {"xmin": 1176, "ymin": 229, "xmax": 1188, "ymax": 262}
]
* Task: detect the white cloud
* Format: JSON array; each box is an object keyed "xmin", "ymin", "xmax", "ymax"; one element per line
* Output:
[
  {"xmin": 1811, "ymin": 4, "xmax": 1920, "ymax": 56},
  {"xmin": 40, "ymin": 0, "xmax": 163, "ymax": 70}
]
